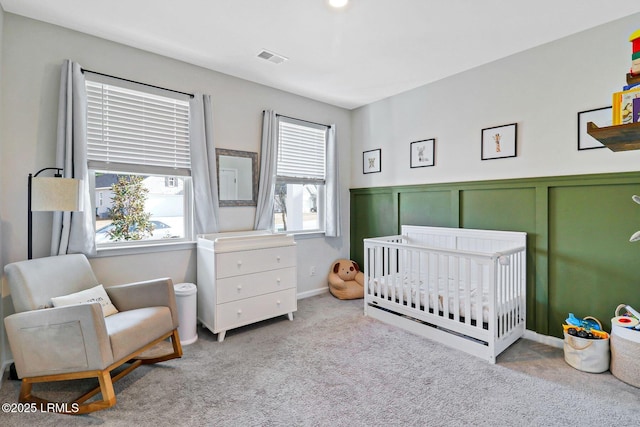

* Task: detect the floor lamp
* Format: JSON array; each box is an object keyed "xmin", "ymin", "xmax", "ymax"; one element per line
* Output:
[{"xmin": 28, "ymin": 167, "xmax": 82, "ymax": 259}]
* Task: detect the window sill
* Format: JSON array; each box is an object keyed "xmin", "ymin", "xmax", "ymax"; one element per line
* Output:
[
  {"xmin": 288, "ymin": 231, "xmax": 326, "ymax": 240},
  {"xmin": 92, "ymin": 240, "xmax": 196, "ymax": 258}
]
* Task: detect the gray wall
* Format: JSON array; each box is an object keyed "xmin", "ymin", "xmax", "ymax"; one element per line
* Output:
[
  {"xmin": 0, "ymin": 13, "xmax": 351, "ymax": 366},
  {"xmin": 0, "ymin": 4, "xmax": 7, "ymax": 377},
  {"xmin": 351, "ymin": 13, "xmax": 640, "ymax": 189}
]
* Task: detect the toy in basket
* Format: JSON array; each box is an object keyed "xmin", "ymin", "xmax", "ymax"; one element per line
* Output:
[
  {"xmin": 563, "ymin": 314, "xmax": 610, "ymax": 373},
  {"xmin": 610, "ymin": 304, "xmax": 640, "ymax": 388}
]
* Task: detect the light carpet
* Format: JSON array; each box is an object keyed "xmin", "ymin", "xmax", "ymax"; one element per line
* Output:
[{"xmin": 0, "ymin": 293, "xmax": 638, "ymax": 426}]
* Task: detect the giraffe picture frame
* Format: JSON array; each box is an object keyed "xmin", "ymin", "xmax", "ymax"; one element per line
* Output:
[
  {"xmin": 481, "ymin": 123, "xmax": 517, "ymax": 160},
  {"xmin": 363, "ymin": 149, "xmax": 381, "ymax": 174}
]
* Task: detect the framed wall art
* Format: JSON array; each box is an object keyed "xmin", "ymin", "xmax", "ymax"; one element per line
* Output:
[
  {"xmin": 363, "ymin": 149, "xmax": 381, "ymax": 174},
  {"xmin": 410, "ymin": 139, "xmax": 435, "ymax": 168},
  {"xmin": 481, "ymin": 123, "xmax": 517, "ymax": 160},
  {"xmin": 577, "ymin": 106, "xmax": 611, "ymax": 150}
]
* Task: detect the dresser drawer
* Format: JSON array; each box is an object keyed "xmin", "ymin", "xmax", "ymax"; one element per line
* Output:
[
  {"xmin": 215, "ymin": 288, "xmax": 297, "ymax": 332},
  {"xmin": 216, "ymin": 267, "xmax": 296, "ymax": 304},
  {"xmin": 216, "ymin": 246, "xmax": 296, "ymax": 278}
]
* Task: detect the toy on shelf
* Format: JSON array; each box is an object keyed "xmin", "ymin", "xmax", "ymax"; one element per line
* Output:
[
  {"xmin": 631, "ymin": 29, "xmax": 640, "ymax": 76},
  {"xmin": 585, "ymin": 30, "xmax": 640, "ymax": 151},
  {"xmin": 610, "ymin": 30, "xmax": 640, "ymax": 125}
]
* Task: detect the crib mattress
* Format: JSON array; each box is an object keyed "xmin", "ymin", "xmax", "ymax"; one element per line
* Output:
[{"xmin": 369, "ymin": 275, "xmax": 489, "ymax": 323}]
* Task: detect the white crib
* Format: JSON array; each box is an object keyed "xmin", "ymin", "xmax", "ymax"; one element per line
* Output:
[{"xmin": 363, "ymin": 225, "xmax": 527, "ymax": 363}]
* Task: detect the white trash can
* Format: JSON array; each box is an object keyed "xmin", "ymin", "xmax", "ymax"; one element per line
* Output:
[{"xmin": 174, "ymin": 282, "xmax": 198, "ymax": 345}]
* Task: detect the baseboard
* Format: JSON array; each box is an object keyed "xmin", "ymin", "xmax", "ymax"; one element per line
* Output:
[
  {"xmin": 297, "ymin": 287, "xmax": 329, "ymax": 300},
  {"xmin": 524, "ymin": 329, "xmax": 563, "ymax": 348}
]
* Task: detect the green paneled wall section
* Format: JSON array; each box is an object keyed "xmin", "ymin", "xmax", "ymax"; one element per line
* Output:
[
  {"xmin": 350, "ymin": 190, "xmax": 397, "ymax": 261},
  {"xmin": 350, "ymin": 172, "xmax": 640, "ymax": 338},
  {"xmin": 398, "ymin": 190, "xmax": 456, "ymax": 229}
]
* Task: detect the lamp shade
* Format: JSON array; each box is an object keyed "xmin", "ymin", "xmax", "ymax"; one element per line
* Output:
[{"xmin": 31, "ymin": 177, "xmax": 82, "ymax": 212}]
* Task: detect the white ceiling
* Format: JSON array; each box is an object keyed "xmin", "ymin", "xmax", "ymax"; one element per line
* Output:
[{"xmin": 2, "ymin": 1, "xmax": 640, "ymax": 109}]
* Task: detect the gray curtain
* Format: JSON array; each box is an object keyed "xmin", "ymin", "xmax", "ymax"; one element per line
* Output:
[
  {"xmin": 52, "ymin": 60, "xmax": 95, "ymax": 256},
  {"xmin": 189, "ymin": 94, "xmax": 220, "ymax": 234},
  {"xmin": 325, "ymin": 125, "xmax": 341, "ymax": 237},
  {"xmin": 253, "ymin": 110, "xmax": 278, "ymax": 230}
]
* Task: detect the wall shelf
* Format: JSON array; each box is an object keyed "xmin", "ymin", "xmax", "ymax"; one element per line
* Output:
[
  {"xmin": 587, "ymin": 121, "xmax": 640, "ymax": 152},
  {"xmin": 585, "ymin": 73, "xmax": 640, "ymax": 152}
]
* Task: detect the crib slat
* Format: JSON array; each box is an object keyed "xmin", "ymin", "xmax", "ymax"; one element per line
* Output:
[
  {"xmin": 518, "ymin": 252, "xmax": 523, "ymax": 322},
  {"xmin": 452, "ymin": 255, "xmax": 460, "ymax": 323},
  {"xmin": 383, "ymin": 245, "xmax": 388, "ymax": 299},
  {"xmin": 422, "ymin": 251, "xmax": 429, "ymax": 313},
  {"xmin": 499, "ymin": 261, "xmax": 503, "ymax": 336},
  {"xmin": 442, "ymin": 253, "xmax": 450, "ymax": 320},
  {"xmin": 510, "ymin": 256, "xmax": 515, "ymax": 331},
  {"xmin": 464, "ymin": 258, "xmax": 472, "ymax": 326},
  {"xmin": 501, "ymin": 258, "xmax": 506, "ymax": 335},
  {"xmin": 405, "ymin": 248, "xmax": 411, "ymax": 307},
  {"xmin": 475, "ymin": 262, "xmax": 483, "ymax": 329},
  {"xmin": 500, "ymin": 259, "xmax": 506, "ymax": 337},
  {"xmin": 431, "ymin": 254, "xmax": 442, "ymax": 316},
  {"xmin": 391, "ymin": 247, "xmax": 397, "ymax": 302},
  {"xmin": 419, "ymin": 249, "xmax": 424, "ymax": 310}
]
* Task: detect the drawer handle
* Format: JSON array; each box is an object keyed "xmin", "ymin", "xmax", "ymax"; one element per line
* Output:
[
  {"xmin": 237, "ymin": 284, "xmax": 242, "ymax": 291},
  {"xmin": 237, "ymin": 309, "xmax": 242, "ymax": 315},
  {"xmin": 276, "ymin": 256, "xmax": 281, "ymax": 262},
  {"xmin": 237, "ymin": 260, "xmax": 243, "ymax": 267},
  {"xmin": 276, "ymin": 300, "xmax": 281, "ymax": 305}
]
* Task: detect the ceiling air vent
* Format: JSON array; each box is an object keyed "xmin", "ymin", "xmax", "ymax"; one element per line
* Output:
[{"xmin": 257, "ymin": 49, "xmax": 288, "ymax": 64}]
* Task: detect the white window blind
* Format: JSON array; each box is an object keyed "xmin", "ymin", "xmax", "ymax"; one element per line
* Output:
[
  {"xmin": 86, "ymin": 80, "xmax": 191, "ymax": 175},
  {"xmin": 277, "ymin": 117, "xmax": 327, "ymax": 183}
]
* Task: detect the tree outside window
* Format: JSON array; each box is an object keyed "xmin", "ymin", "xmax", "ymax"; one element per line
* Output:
[{"xmin": 108, "ymin": 175, "xmax": 155, "ymax": 241}]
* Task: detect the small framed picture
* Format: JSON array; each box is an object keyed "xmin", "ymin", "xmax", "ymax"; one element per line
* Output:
[
  {"xmin": 577, "ymin": 106, "xmax": 612, "ymax": 150},
  {"xmin": 481, "ymin": 123, "xmax": 517, "ymax": 160},
  {"xmin": 410, "ymin": 139, "xmax": 435, "ymax": 168},
  {"xmin": 363, "ymin": 149, "xmax": 381, "ymax": 174}
]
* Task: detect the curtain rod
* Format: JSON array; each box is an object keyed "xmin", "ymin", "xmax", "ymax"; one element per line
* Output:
[
  {"xmin": 263, "ymin": 110, "xmax": 330, "ymax": 128},
  {"xmin": 82, "ymin": 68, "xmax": 194, "ymax": 98}
]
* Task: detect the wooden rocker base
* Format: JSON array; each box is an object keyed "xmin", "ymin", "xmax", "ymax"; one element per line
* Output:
[{"xmin": 17, "ymin": 329, "xmax": 182, "ymax": 415}]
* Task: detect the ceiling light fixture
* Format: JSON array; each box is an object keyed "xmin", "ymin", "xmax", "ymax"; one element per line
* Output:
[{"xmin": 329, "ymin": 0, "xmax": 348, "ymax": 8}]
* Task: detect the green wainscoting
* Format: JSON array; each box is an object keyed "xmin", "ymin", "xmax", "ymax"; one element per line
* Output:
[{"xmin": 350, "ymin": 172, "xmax": 640, "ymax": 338}]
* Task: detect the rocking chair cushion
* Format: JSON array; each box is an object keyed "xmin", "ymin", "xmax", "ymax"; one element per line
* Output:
[{"xmin": 104, "ymin": 306, "xmax": 174, "ymax": 362}]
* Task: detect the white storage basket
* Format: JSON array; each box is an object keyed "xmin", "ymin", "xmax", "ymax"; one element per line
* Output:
[
  {"xmin": 563, "ymin": 333, "xmax": 610, "ymax": 373},
  {"xmin": 610, "ymin": 324, "xmax": 640, "ymax": 387},
  {"xmin": 563, "ymin": 316, "xmax": 610, "ymax": 374}
]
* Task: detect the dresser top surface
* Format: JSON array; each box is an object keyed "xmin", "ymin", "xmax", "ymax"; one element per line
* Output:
[{"xmin": 197, "ymin": 230, "xmax": 295, "ymax": 252}]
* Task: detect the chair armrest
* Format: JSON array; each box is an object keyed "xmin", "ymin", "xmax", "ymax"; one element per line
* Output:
[
  {"xmin": 106, "ymin": 278, "xmax": 179, "ymax": 328},
  {"xmin": 4, "ymin": 303, "xmax": 113, "ymax": 378}
]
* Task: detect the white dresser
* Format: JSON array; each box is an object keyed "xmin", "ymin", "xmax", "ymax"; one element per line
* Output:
[{"xmin": 197, "ymin": 231, "xmax": 297, "ymax": 342}]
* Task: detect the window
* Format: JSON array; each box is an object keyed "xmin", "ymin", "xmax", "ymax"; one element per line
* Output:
[
  {"xmin": 86, "ymin": 76, "xmax": 193, "ymax": 247},
  {"xmin": 274, "ymin": 116, "xmax": 327, "ymax": 233}
]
